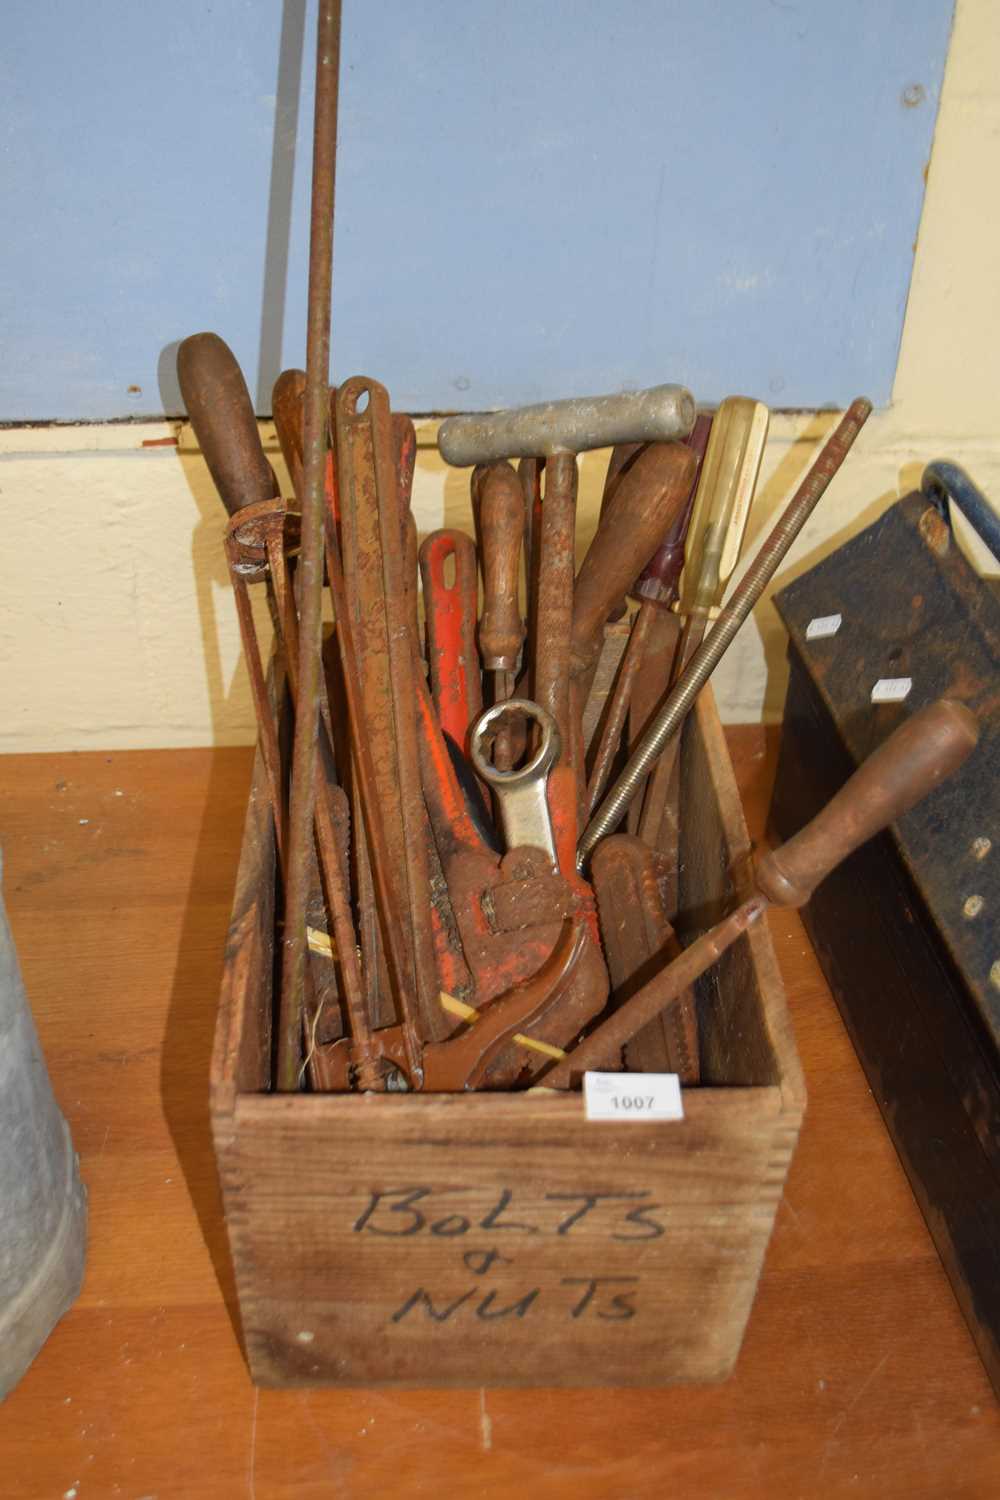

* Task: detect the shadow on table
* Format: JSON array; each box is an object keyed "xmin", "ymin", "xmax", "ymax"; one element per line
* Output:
[{"xmin": 159, "ymin": 745, "xmax": 255, "ymax": 1359}]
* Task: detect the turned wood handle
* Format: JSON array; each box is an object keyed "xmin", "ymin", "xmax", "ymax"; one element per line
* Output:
[
  {"xmin": 755, "ymin": 699, "xmax": 979, "ymax": 908},
  {"xmin": 272, "ymin": 367, "xmax": 306, "ymax": 500},
  {"xmin": 570, "ymin": 442, "xmax": 697, "ymax": 675},
  {"xmin": 177, "ymin": 332, "xmax": 277, "ymax": 514},
  {"xmin": 632, "ymin": 413, "xmax": 713, "ymax": 607},
  {"xmin": 478, "ymin": 461, "xmax": 525, "ymax": 670}
]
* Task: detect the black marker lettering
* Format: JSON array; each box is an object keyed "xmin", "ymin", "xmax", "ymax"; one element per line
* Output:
[
  {"xmin": 463, "ymin": 1247, "xmax": 513, "ymax": 1276},
  {"xmin": 561, "ymin": 1276, "xmax": 640, "ymax": 1319},
  {"xmin": 479, "ymin": 1189, "xmax": 539, "ymax": 1234},
  {"xmin": 612, "ymin": 1201, "xmax": 666, "ymax": 1241},
  {"xmin": 476, "ymin": 1289, "xmax": 540, "ymax": 1320},
  {"xmin": 546, "ymin": 1193, "xmax": 640, "ymax": 1236},
  {"xmin": 390, "ymin": 1288, "xmax": 475, "ymax": 1324},
  {"xmin": 353, "ymin": 1187, "xmax": 432, "ymax": 1236}
]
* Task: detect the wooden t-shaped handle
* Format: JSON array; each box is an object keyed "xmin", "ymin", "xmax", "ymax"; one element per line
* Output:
[
  {"xmin": 177, "ymin": 332, "xmax": 277, "ymax": 514},
  {"xmin": 755, "ymin": 699, "xmax": 979, "ymax": 908},
  {"xmin": 570, "ymin": 441, "xmax": 697, "ymax": 676},
  {"xmin": 478, "ymin": 461, "xmax": 525, "ymax": 670}
]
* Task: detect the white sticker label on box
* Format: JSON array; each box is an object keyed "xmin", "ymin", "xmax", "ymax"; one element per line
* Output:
[
  {"xmin": 584, "ymin": 1072, "xmax": 684, "ymax": 1123},
  {"xmin": 806, "ymin": 613, "xmax": 842, "ymax": 640},
  {"xmin": 871, "ymin": 677, "xmax": 912, "ymax": 703}
]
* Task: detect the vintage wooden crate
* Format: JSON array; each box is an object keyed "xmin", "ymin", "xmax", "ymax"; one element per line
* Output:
[{"xmin": 210, "ymin": 689, "xmax": 805, "ymax": 1388}]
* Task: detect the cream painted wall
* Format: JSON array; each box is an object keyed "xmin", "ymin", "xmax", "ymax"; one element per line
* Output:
[{"xmin": 1, "ymin": 0, "xmax": 997, "ymax": 754}]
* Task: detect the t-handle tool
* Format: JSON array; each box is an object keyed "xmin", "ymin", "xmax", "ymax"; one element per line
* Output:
[
  {"xmin": 438, "ymin": 384, "xmax": 696, "ymax": 465},
  {"xmin": 548, "ymin": 697, "xmax": 979, "ymax": 1086},
  {"xmin": 440, "ymin": 384, "xmax": 696, "ymax": 863}
]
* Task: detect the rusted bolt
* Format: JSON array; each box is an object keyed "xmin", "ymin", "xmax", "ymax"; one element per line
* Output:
[
  {"xmin": 963, "ymin": 894, "xmax": 984, "ymax": 919},
  {"xmin": 971, "ymin": 837, "xmax": 992, "ymax": 861},
  {"xmin": 990, "ymin": 961, "xmax": 1000, "ymax": 992}
]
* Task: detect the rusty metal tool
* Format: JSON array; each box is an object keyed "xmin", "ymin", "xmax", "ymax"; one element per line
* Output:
[
  {"xmin": 272, "ymin": 367, "xmax": 306, "ymax": 500},
  {"xmin": 335, "ymin": 376, "xmax": 441, "ymax": 1059},
  {"xmin": 477, "ymin": 461, "xmax": 525, "ymax": 771},
  {"xmin": 276, "ymin": 0, "xmax": 343, "ymax": 1091},
  {"xmin": 177, "ymin": 329, "xmax": 375, "ymax": 1085},
  {"xmin": 590, "ymin": 835, "xmax": 699, "ymax": 1080},
  {"xmin": 419, "ymin": 529, "xmax": 482, "ymax": 750},
  {"xmin": 586, "ymin": 418, "xmax": 712, "ymax": 821},
  {"xmin": 637, "ymin": 397, "xmax": 769, "ymax": 844},
  {"xmin": 438, "ymin": 384, "xmax": 696, "ymax": 466},
  {"xmin": 322, "ymin": 917, "xmax": 588, "ymax": 1092},
  {"xmin": 444, "ymin": 392, "xmax": 697, "ymax": 859},
  {"xmin": 551, "ymin": 697, "xmax": 980, "ymax": 1085},
  {"xmin": 580, "ymin": 398, "xmax": 874, "ymax": 863},
  {"xmin": 415, "ymin": 679, "xmax": 607, "ymax": 1081}
]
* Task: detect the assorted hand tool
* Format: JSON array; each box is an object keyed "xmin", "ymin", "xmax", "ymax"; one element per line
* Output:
[{"xmin": 177, "ymin": 5, "xmax": 977, "ymax": 1099}]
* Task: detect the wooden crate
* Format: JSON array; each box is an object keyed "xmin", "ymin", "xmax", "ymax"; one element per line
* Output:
[{"xmin": 210, "ymin": 690, "xmax": 805, "ymax": 1388}]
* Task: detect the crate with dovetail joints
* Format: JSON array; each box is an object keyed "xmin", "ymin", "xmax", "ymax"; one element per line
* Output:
[{"xmin": 210, "ymin": 687, "xmax": 805, "ymax": 1389}]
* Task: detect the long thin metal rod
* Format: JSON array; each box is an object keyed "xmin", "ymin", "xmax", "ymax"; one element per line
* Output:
[
  {"xmin": 578, "ymin": 398, "xmax": 873, "ymax": 865},
  {"xmin": 277, "ymin": 0, "xmax": 342, "ymax": 1092}
]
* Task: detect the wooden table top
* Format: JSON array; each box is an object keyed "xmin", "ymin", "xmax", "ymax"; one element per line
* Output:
[{"xmin": 0, "ymin": 730, "xmax": 996, "ymax": 1499}]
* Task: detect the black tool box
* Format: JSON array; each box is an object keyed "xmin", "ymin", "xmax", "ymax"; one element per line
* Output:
[{"xmin": 768, "ymin": 465, "xmax": 1000, "ymax": 1394}]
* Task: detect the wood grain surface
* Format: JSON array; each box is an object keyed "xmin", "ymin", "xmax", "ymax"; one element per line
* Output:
[{"xmin": 0, "ymin": 732, "xmax": 996, "ymax": 1498}]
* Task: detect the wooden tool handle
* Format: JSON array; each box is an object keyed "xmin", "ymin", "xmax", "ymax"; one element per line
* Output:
[
  {"xmin": 478, "ymin": 461, "xmax": 525, "ymax": 670},
  {"xmin": 755, "ymin": 699, "xmax": 979, "ymax": 908},
  {"xmin": 632, "ymin": 413, "xmax": 713, "ymax": 606},
  {"xmin": 177, "ymin": 332, "xmax": 277, "ymax": 513},
  {"xmin": 570, "ymin": 442, "xmax": 697, "ymax": 675},
  {"xmin": 272, "ymin": 367, "xmax": 306, "ymax": 501}
]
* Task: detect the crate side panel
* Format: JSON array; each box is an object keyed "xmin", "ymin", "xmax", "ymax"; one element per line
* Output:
[
  {"xmin": 681, "ymin": 691, "xmax": 804, "ymax": 1110},
  {"xmin": 228, "ymin": 1089, "xmax": 788, "ymax": 1388}
]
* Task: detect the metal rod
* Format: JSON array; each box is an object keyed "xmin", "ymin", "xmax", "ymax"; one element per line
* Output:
[
  {"xmin": 578, "ymin": 398, "xmax": 873, "ymax": 865},
  {"xmin": 277, "ymin": 0, "xmax": 341, "ymax": 1092}
]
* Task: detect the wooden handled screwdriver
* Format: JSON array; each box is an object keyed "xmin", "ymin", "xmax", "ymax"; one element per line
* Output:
[
  {"xmin": 547, "ymin": 697, "xmax": 979, "ymax": 1085},
  {"xmin": 637, "ymin": 397, "xmax": 769, "ymax": 844},
  {"xmin": 477, "ymin": 461, "xmax": 526, "ymax": 772},
  {"xmin": 585, "ymin": 418, "xmax": 712, "ymax": 819}
]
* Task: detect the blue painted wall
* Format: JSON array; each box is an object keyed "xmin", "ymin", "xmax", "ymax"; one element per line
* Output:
[{"xmin": 1, "ymin": 1, "xmax": 954, "ymax": 421}]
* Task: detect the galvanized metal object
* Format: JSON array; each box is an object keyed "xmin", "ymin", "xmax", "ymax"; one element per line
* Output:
[
  {"xmin": 438, "ymin": 383, "xmax": 696, "ymax": 465},
  {"xmin": 0, "ymin": 849, "xmax": 87, "ymax": 1400}
]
